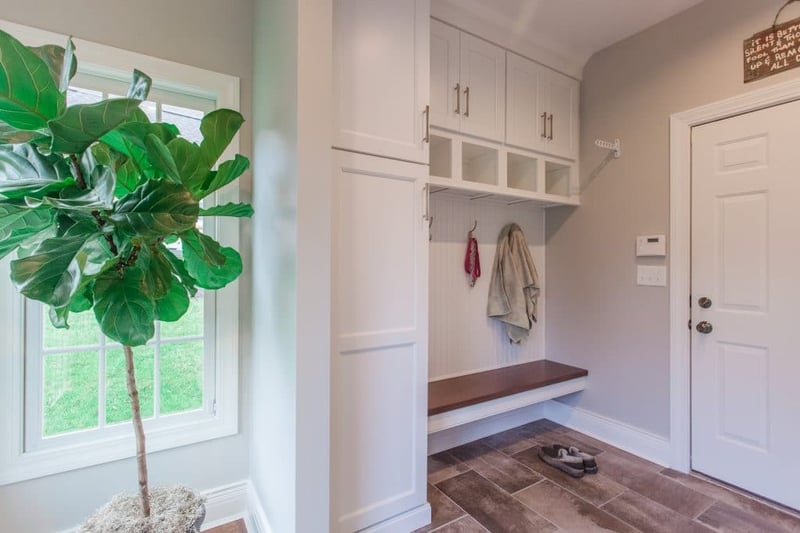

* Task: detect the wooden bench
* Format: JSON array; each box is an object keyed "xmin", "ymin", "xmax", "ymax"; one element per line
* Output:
[{"xmin": 428, "ymin": 360, "xmax": 588, "ymax": 434}]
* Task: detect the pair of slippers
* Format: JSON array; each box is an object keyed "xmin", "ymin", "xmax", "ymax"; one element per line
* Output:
[{"xmin": 538, "ymin": 445, "xmax": 598, "ymax": 478}]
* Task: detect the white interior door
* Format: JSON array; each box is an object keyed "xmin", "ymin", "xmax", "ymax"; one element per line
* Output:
[{"xmin": 691, "ymin": 100, "xmax": 800, "ymax": 510}]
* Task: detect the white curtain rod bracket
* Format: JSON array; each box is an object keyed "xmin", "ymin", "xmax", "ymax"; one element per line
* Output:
[{"xmin": 595, "ymin": 138, "xmax": 622, "ymax": 158}]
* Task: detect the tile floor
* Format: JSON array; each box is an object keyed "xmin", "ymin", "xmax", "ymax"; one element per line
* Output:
[{"xmin": 418, "ymin": 419, "xmax": 800, "ymax": 533}]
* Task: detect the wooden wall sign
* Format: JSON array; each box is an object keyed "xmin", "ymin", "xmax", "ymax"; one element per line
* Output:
[{"xmin": 744, "ymin": 16, "xmax": 800, "ymax": 83}]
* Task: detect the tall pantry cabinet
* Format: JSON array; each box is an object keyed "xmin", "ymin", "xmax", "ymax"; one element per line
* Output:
[{"xmin": 331, "ymin": 1, "xmax": 431, "ymax": 532}]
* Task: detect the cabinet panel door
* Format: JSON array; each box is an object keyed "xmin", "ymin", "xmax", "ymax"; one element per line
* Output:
[
  {"xmin": 333, "ymin": 0, "xmax": 430, "ymax": 163},
  {"xmin": 545, "ymin": 69, "xmax": 579, "ymax": 160},
  {"xmin": 430, "ymin": 20, "xmax": 461, "ymax": 132},
  {"xmin": 506, "ymin": 52, "xmax": 546, "ymax": 151},
  {"xmin": 331, "ymin": 151, "xmax": 429, "ymax": 532},
  {"xmin": 459, "ymin": 33, "xmax": 505, "ymax": 142}
]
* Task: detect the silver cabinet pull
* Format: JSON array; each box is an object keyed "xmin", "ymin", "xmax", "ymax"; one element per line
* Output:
[
  {"xmin": 464, "ymin": 86, "xmax": 470, "ymax": 117},
  {"xmin": 547, "ymin": 114, "xmax": 554, "ymax": 140},
  {"xmin": 454, "ymin": 83, "xmax": 461, "ymax": 114},
  {"xmin": 541, "ymin": 112, "xmax": 547, "ymax": 139},
  {"xmin": 423, "ymin": 105, "xmax": 430, "ymax": 143}
]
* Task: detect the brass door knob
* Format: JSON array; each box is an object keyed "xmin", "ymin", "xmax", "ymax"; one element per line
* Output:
[{"xmin": 696, "ymin": 321, "xmax": 713, "ymax": 334}]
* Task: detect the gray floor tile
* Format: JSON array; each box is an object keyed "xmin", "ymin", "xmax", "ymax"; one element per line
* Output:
[
  {"xmin": 515, "ymin": 480, "xmax": 638, "ymax": 532},
  {"xmin": 597, "ymin": 449, "xmax": 662, "ymax": 487},
  {"xmin": 436, "ymin": 470, "xmax": 557, "ymax": 533},
  {"xmin": 448, "ymin": 441, "xmax": 543, "ymax": 494},
  {"xmin": 697, "ymin": 501, "xmax": 791, "ymax": 533},
  {"xmin": 626, "ymin": 471, "xmax": 714, "ymax": 519},
  {"xmin": 601, "ymin": 490, "xmax": 714, "ymax": 533},
  {"xmin": 429, "ymin": 450, "xmax": 471, "ymax": 484},
  {"xmin": 414, "ymin": 484, "xmax": 466, "ymax": 533},
  {"xmin": 432, "ymin": 516, "xmax": 489, "ymax": 533}
]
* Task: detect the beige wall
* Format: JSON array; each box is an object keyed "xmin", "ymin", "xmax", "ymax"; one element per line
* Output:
[
  {"xmin": 0, "ymin": 2, "xmax": 254, "ymax": 531},
  {"xmin": 546, "ymin": 0, "xmax": 800, "ymax": 438}
]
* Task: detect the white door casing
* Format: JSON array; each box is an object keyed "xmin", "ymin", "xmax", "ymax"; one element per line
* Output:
[
  {"xmin": 330, "ymin": 150, "xmax": 429, "ymax": 532},
  {"xmin": 690, "ymin": 102, "xmax": 800, "ymax": 510},
  {"xmin": 333, "ymin": 0, "xmax": 430, "ymax": 164},
  {"xmin": 670, "ymin": 77, "xmax": 800, "ymax": 475}
]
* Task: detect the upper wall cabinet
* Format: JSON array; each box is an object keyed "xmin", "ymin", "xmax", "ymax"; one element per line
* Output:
[
  {"xmin": 506, "ymin": 52, "xmax": 579, "ymax": 160},
  {"xmin": 430, "ymin": 20, "xmax": 505, "ymax": 143},
  {"xmin": 333, "ymin": 0, "xmax": 430, "ymax": 164}
]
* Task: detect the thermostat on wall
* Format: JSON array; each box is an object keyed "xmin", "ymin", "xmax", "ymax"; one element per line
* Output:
[{"xmin": 636, "ymin": 234, "xmax": 666, "ymax": 257}]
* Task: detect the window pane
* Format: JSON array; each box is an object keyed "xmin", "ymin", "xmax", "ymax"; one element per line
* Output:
[
  {"xmin": 105, "ymin": 347, "xmax": 154, "ymax": 424},
  {"xmin": 160, "ymin": 341, "xmax": 204, "ymax": 415},
  {"xmin": 141, "ymin": 100, "xmax": 157, "ymax": 121},
  {"xmin": 162, "ymin": 104, "xmax": 203, "ymax": 143},
  {"xmin": 160, "ymin": 291, "xmax": 204, "ymax": 338},
  {"xmin": 44, "ymin": 351, "xmax": 99, "ymax": 436},
  {"xmin": 67, "ymin": 87, "xmax": 103, "ymax": 106},
  {"xmin": 43, "ymin": 311, "xmax": 101, "ymax": 349}
]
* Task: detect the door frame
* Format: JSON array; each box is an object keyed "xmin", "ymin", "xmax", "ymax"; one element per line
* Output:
[{"xmin": 669, "ymin": 77, "xmax": 800, "ymax": 472}]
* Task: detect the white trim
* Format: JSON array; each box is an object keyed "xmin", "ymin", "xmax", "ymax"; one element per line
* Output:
[
  {"xmin": 358, "ymin": 503, "xmax": 432, "ymax": 533},
  {"xmin": 428, "ymin": 403, "xmax": 547, "ymax": 455},
  {"xmin": 54, "ymin": 480, "xmax": 251, "ymax": 533},
  {"xmin": 668, "ymin": 77, "xmax": 800, "ymax": 473},
  {"xmin": 427, "ymin": 377, "xmax": 586, "ymax": 434},
  {"xmin": 545, "ymin": 400, "xmax": 671, "ymax": 467},
  {"xmin": 245, "ymin": 481, "xmax": 273, "ymax": 533}
]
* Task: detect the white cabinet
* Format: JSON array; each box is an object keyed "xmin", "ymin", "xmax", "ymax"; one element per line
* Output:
[
  {"xmin": 333, "ymin": 0, "xmax": 430, "ymax": 163},
  {"xmin": 331, "ymin": 151, "xmax": 430, "ymax": 532},
  {"xmin": 430, "ymin": 19, "xmax": 505, "ymax": 143},
  {"xmin": 506, "ymin": 52, "xmax": 579, "ymax": 160}
]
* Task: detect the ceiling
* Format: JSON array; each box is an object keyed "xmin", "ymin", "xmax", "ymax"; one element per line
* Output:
[{"xmin": 432, "ymin": 0, "xmax": 706, "ymax": 76}]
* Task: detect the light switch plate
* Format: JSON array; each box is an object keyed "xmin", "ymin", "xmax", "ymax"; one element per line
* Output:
[{"xmin": 637, "ymin": 265, "xmax": 667, "ymax": 287}]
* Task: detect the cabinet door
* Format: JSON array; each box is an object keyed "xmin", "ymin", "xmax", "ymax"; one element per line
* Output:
[
  {"xmin": 544, "ymin": 69, "xmax": 579, "ymax": 160},
  {"xmin": 506, "ymin": 52, "xmax": 546, "ymax": 151},
  {"xmin": 430, "ymin": 20, "xmax": 461, "ymax": 132},
  {"xmin": 331, "ymin": 151, "xmax": 429, "ymax": 532},
  {"xmin": 333, "ymin": 0, "xmax": 430, "ymax": 163},
  {"xmin": 459, "ymin": 33, "xmax": 505, "ymax": 142}
]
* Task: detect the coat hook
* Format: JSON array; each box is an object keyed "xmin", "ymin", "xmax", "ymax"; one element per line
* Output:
[
  {"xmin": 469, "ymin": 220, "xmax": 478, "ymax": 234},
  {"xmin": 428, "ymin": 216, "xmax": 434, "ymax": 241}
]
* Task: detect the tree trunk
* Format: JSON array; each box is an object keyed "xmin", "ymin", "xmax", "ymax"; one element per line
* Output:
[{"xmin": 124, "ymin": 345, "xmax": 151, "ymax": 518}]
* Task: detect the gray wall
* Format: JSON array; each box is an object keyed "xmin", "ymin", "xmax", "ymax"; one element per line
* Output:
[
  {"xmin": 0, "ymin": 2, "xmax": 254, "ymax": 531},
  {"xmin": 546, "ymin": 0, "xmax": 800, "ymax": 438}
]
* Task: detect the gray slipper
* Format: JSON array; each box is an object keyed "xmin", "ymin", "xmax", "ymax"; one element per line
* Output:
[
  {"xmin": 554, "ymin": 444, "xmax": 598, "ymax": 474},
  {"xmin": 538, "ymin": 445, "xmax": 585, "ymax": 478}
]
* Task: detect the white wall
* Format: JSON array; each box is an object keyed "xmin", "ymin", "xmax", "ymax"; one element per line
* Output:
[
  {"xmin": 0, "ymin": 2, "xmax": 254, "ymax": 531},
  {"xmin": 429, "ymin": 194, "xmax": 546, "ymax": 379},
  {"xmin": 546, "ymin": 0, "xmax": 800, "ymax": 438},
  {"xmin": 251, "ymin": 0, "xmax": 332, "ymax": 532}
]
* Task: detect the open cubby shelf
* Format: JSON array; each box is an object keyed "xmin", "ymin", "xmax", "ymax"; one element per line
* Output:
[{"xmin": 428, "ymin": 128, "xmax": 580, "ymax": 207}]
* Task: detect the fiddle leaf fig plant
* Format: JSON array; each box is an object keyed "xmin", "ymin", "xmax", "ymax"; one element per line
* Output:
[{"xmin": 0, "ymin": 28, "xmax": 251, "ymax": 524}]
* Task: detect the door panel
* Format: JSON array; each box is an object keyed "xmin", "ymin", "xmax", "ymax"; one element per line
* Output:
[
  {"xmin": 430, "ymin": 20, "xmax": 460, "ymax": 132},
  {"xmin": 506, "ymin": 52, "xmax": 544, "ymax": 151},
  {"xmin": 459, "ymin": 33, "xmax": 505, "ymax": 142},
  {"xmin": 546, "ymin": 70, "xmax": 579, "ymax": 160},
  {"xmin": 691, "ymin": 100, "xmax": 800, "ymax": 510},
  {"xmin": 331, "ymin": 151, "xmax": 429, "ymax": 531},
  {"xmin": 333, "ymin": 0, "xmax": 429, "ymax": 163}
]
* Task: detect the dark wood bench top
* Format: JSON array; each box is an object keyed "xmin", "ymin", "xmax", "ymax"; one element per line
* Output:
[{"xmin": 428, "ymin": 360, "xmax": 588, "ymax": 416}]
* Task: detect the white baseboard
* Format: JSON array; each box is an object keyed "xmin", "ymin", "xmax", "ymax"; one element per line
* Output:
[
  {"xmin": 359, "ymin": 503, "xmax": 431, "ymax": 533},
  {"xmin": 244, "ymin": 480, "xmax": 272, "ymax": 533},
  {"xmin": 545, "ymin": 400, "xmax": 671, "ymax": 466},
  {"xmin": 428, "ymin": 404, "xmax": 547, "ymax": 455},
  {"xmin": 201, "ymin": 480, "xmax": 250, "ymax": 530}
]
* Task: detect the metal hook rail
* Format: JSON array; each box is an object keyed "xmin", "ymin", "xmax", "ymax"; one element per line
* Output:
[{"xmin": 594, "ymin": 138, "xmax": 622, "ymax": 159}]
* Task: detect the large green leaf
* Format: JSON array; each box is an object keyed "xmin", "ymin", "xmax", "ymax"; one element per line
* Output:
[
  {"xmin": 28, "ymin": 40, "xmax": 77, "ymax": 94},
  {"xmin": 0, "ymin": 29, "xmax": 63, "ymax": 130},
  {"xmin": 127, "ymin": 69, "xmax": 152, "ymax": 101},
  {"xmin": 10, "ymin": 233, "xmax": 111, "ymax": 307},
  {"xmin": 140, "ymin": 245, "xmax": 174, "ymax": 299},
  {"xmin": 93, "ymin": 268, "xmax": 155, "ymax": 346},
  {"xmin": 0, "ymin": 120, "xmax": 49, "ymax": 144},
  {"xmin": 49, "ymin": 98, "xmax": 142, "ymax": 154},
  {"xmin": 199, "ymin": 109, "xmax": 243, "ymax": 167},
  {"xmin": 144, "ymin": 133, "xmax": 181, "ymax": 183},
  {"xmin": 109, "ymin": 180, "xmax": 198, "ymax": 236},
  {"xmin": 0, "ymin": 203, "xmax": 53, "ymax": 259},
  {"xmin": 181, "ymin": 230, "xmax": 242, "ymax": 289},
  {"xmin": 199, "ymin": 202, "xmax": 253, "ymax": 218},
  {"xmin": 34, "ymin": 166, "xmax": 115, "ymax": 210},
  {"xmin": 195, "ymin": 154, "xmax": 249, "ymax": 199},
  {"xmin": 168, "ymin": 137, "xmax": 208, "ymax": 190},
  {"xmin": 159, "ymin": 243, "xmax": 197, "ymax": 297},
  {"xmin": 0, "ymin": 144, "xmax": 73, "ymax": 198},
  {"xmin": 155, "ymin": 279, "xmax": 190, "ymax": 322}
]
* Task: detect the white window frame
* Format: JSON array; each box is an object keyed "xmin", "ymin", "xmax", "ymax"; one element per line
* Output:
[{"xmin": 0, "ymin": 20, "xmax": 241, "ymax": 485}]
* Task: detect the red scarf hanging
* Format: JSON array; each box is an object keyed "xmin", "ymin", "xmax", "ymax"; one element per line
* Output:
[{"xmin": 464, "ymin": 233, "xmax": 481, "ymax": 287}]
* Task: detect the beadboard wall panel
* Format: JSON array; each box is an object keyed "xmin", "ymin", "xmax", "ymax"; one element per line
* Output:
[{"xmin": 429, "ymin": 193, "xmax": 545, "ymax": 380}]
